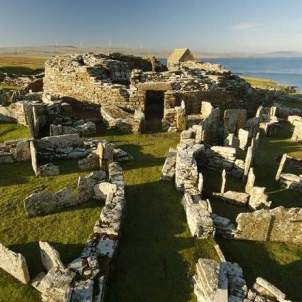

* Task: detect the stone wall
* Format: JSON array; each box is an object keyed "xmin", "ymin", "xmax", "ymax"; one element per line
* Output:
[
  {"xmin": 193, "ymin": 258, "xmax": 247, "ymax": 302},
  {"xmin": 235, "ymin": 206, "xmax": 302, "ymax": 244},
  {"xmin": 0, "ymin": 139, "xmax": 31, "ymax": 163}
]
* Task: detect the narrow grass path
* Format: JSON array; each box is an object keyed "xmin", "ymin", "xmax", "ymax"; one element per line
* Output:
[{"xmin": 100, "ymin": 131, "xmax": 218, "ymax": 302}]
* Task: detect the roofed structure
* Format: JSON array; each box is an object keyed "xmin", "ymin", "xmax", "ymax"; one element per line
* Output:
[{"xmin": 167, "ymin": 48, "xmax": 195, "ymax": 70}]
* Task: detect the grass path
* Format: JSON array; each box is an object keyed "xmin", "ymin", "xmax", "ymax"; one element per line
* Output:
[{"xmin": 100, "ymin": 131, "xmax": 218, "ymax": 302}]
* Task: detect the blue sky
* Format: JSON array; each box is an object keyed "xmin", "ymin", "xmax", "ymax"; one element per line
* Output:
[{"xmin": 0, "ymin": 0, "xmax": 302, "ymax": 53}]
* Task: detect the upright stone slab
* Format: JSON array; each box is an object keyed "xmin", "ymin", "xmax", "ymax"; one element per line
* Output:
[
  {"xmin": 176, "ymin": 106, "xmax": 186, "ymax": 131},
  {"xmin": 270, "ymin": 106, "xmax": 277, "ymax": 117},
  {"xmin": 291, "ymin": 121, "xmax": 302, "ymax": 142},
  {"xmin": 30, "ymin": 139, "xmax": 39, "ymax": 176},
  {"xmin": 0, "ymin": 243, "xmax": 30, "ymax": 284},
  {"xmin": 224, "ymin": 109, "xmax": 247, "ymax": 135},
  {"xmin": 224, "ymin": 133, "xmax": 239, "ymax": 148},
  {"xmin": 24, "ymin": 103, "xmax": 35, "ymax": 137},
  {"xmin": 200, "ymin": 101, "xmax": 213, "ymax": 119},
  {"xmin": 256, "ymin": 106, "xmax": 264, "ymax": 119},
  {"xmin": 96, "ymin": 141, "xmax": 114, "ymax": 171},
  {"xmin": 221, "ymin": 169, "xmax": 226, "ymax": 194},
  {"xmin": 198, "ymin": 172, "xmax": 204, "ymax": 194},
  {"xmin": 202, "ymin": 107, "xmax": 220, "ymax": 144},
  {"xmin": 32, "ymin": 105, "xmax": 40, "ymax": 138},
  {"xmin": 245, "ymin": 167, "xmax": 255, "ymax": 194},
  {"xmin": 275, "ymin": 153, "xmax": 287, "ymax": 181},
  {"xmin": 238, "ymin": 128, "xmax": 249, "ymax": 150},
  {"xmin": 243, "ymin": 145, "xmax": 253, "ymax": 179},
  {"xmin": 39, "ymin": 241, "xmax": 64, "ymax": 271}
]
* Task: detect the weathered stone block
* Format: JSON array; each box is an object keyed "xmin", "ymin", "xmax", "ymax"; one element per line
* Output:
[{"xmin": 0, "ymin": 243, "xmax": 30, "ymax": 284}]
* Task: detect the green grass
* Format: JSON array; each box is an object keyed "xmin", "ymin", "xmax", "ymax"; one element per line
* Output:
[
  {"xmin": 99, "ymin": 130, "xmax": 218, "ymax": 302},
  {"xmin": 1, "ymin": 121, "xmax": 301, "ymax": 301},
  {"xmin": 208, "ymin": 123, "xmax": 302, "ymax": 301},
  {"xmin": 242, "ymin": 76, "xmax": 293, "ymax": 92},
  {"xmin": 0, "ymin": 56, "xmax": 45, "ymax": 75},
  {"xmin": 0, "ymin": 124, "xmax": 218, "ymax": 302},
  {"xmin": 0, "ymin": 122, "xmax": 29, "ymax": 142}
]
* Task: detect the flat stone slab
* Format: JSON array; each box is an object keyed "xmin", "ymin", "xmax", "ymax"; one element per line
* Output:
[{"xmin": 214, "ymin": 191, "xmax": 249, "ymax": 206}]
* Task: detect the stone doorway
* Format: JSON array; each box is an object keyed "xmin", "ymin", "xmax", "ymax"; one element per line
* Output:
[{"xmin": 144, "ymin": 90, "xmax": 164, "ymax": 131}]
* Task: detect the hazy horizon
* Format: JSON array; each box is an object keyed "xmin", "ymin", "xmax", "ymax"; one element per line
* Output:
[{"xmin": 1, "ymin": 0, "xmax": 302, "ymax": 54}]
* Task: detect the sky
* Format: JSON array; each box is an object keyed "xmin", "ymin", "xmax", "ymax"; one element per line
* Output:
[{"xmin": 0, "ymin": 0, "xmax": 302, "ymax": 53}]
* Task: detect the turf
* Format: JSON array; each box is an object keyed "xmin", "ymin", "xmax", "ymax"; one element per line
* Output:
[
  {"xmin": 0, "ymin": 122, "xmax": 29, "ymax": 142},
  {"xmin": 1, "ymin": 122, "xmax": 302, "ymax": 301},
  {"xmin": 0, "ymin": 56, "xmax": 45, "ymax": 75},
  {"xmin": 0, "ymin": 124, "xmax": 218, "ymax": 302}
]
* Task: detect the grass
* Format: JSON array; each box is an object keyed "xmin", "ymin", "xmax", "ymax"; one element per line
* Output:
[
  {"xmin": 0, "ymin": 55, "xmax": 301, "ymax": 300},
  {"xmin": 0, "ymin": 56, "xmax": 46, "ymax": 75},
  {"xmin": 242, "ymin": 76, "xmax": 294, "ymax": 92},
  {"xmin": 208, "ymin": 123, "xmax": 302, "ymax": 301},
  {"xmin": 0, "ymin": 122, "xmax": 29, "ymax": 142},
  {"xmin": 1, "ymin": 122, "xmax": 301, "ymax": 301},
  {"xmin": 0, "ymin": 123, "xmax": 219, "ymax": 302}
]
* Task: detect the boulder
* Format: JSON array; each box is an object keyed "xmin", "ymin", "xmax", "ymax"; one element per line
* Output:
[
  {"xmin": 13, "ymin": 140, "xmax": 31, "ymax": 161},
  {"xmin": 94, "ymin": 182, "xmax": 117, "ymax": 200},
  {"xmin": 77, "ymin": 171, "xmax": 106, "ymax": 203}
]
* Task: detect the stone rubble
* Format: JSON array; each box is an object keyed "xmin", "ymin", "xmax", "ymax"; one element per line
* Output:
[
  {"xmin": 182, "ymin": 193, "xmax": 215, "ymax": 238},
  {"xmin": 161, "ymin": 147, "xmax": 177, "ymax": 181},
  {"xmin": 193, "ymin": 258, "xmax": 247, "ymax": 302}
]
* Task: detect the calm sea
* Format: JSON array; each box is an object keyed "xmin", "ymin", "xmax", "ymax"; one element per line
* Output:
[
  {"xmin": 161, "ymin": 57, "xmax": 302, "ymax": 92},
  {"xmin": 206, "ymin": 57, "xmax": 302, "ymax": 92}
]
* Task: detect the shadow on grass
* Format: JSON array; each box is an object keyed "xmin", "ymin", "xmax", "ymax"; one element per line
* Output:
[
  {"xmin": 106, "ymin": 179, "xmax": 216, "ymax": 302},
  {"xmin": 0, "ymin": 66, "xmax": 43, "ymax": 75},
  {"xmin": 218, "ymin": 238, "xmax": 302, "ymax": 301},
  {"xmin": 0, "ymin": 162, "xmax": 34, "ymax": 187},
  {"xmin": 10, "ymin": 241, "xmax": 85, "ymax": 278}
]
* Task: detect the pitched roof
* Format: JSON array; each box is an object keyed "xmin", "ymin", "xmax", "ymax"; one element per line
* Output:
[{"xmin": 167, "ymin": 48, "xmax": 195, "ymax": 63}]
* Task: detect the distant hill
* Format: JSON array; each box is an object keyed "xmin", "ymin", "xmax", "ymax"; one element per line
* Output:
[{"xmin": 0, "ymin": 45, "xmax": 301, "ymax": 59}]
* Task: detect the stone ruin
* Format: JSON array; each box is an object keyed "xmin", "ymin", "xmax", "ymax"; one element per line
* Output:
[
  {"xmin": 193, "ymin": 257, "xmax": 292, "ymax": 302},
  {"xmin": 1, "ymin": 140, "xmax": 127, "ymax": 302},
  {"xmin": 1, "ymin": 49, "xmax": 302, "ymax": 301},
  {"xmin": 0, "ymin": 49, "xmax": 266, "ymax": 137},
  {"xmin": 234, "ymin": 206, "xmax": 302, "ymax": 244},
  {"xmin": 160, "ymin": 99, "xmax": 301, "ymax": 301}
]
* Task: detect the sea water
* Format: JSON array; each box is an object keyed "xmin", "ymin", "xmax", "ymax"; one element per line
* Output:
[{"xmin": 207, "ymin": 57, "xmax": 302, "ymax": 92}]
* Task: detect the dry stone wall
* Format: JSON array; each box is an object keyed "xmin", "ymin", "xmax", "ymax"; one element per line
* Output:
[{"xmin": 235, "ymin": 206, "xmax": 302, "ymax": 244}]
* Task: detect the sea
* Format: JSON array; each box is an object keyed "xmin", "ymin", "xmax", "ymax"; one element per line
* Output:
[
  {"xmin": 206, "ymin": 57, "xmax": 302, "ymax": 92},
  {"xmin": 161, "ymin": 57, "xmax": 302, "ymax": 92}
]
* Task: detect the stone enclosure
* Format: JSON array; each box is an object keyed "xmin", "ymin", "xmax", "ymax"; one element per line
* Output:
[{"xmin": 1, "ymin": 48, "xmax": 302, "ymax": 302}]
